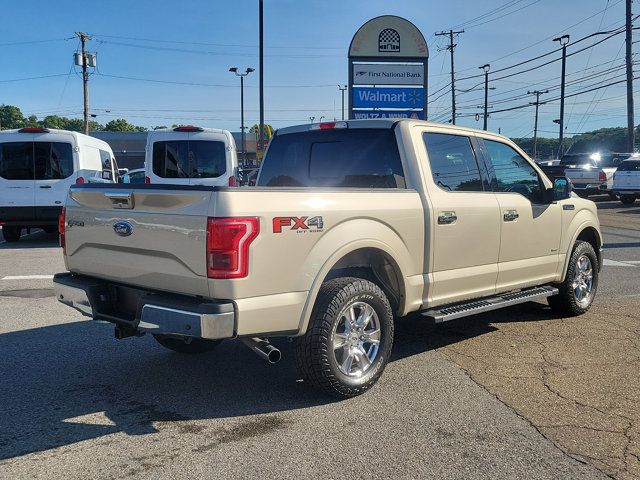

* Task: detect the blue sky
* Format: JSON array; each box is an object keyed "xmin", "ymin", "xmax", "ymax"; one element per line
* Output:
[{"xmin": 1, "ymin": 0, "xmax": 635, "ymax": 138}]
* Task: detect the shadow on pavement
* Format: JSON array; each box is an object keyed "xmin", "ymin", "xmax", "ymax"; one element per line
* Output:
[
  {"xmin": 0, "ymin": 300, "xmax": 558, "ymax": 460},
  {"xmin": 0, "ymin": 230, "xmax": 58, "ymax": 250}
]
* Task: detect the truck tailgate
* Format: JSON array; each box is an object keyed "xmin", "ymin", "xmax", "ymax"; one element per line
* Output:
[{"xmin": 64, "ymin": 185, "xmax": 213, "ymax": 297}]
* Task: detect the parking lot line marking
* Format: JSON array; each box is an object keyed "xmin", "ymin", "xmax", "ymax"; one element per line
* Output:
[
  {"xmin": 602, "ymin": 259, "xmax": 638, "ymax": 267},
  {"xmin": 2, "ymin": 275, "xmax": 54, "ymax": 280}
]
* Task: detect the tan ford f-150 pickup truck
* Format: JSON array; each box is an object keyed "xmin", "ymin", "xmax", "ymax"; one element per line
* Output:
[{"xmin": 53, "ymin": 119, "xmax": 602, "ymax": 398}]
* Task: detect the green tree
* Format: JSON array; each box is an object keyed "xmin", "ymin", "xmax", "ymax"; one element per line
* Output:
[
  {"xmin": 0, "ymin": 104, "xmax": 25, "ymax": 130},
  {"xmin": 152, "ymin": 125, "xmax": 168, "ymax": 130},
  {"xmin": 104, "ymin": 118, "xmax": 147, "ymax": 132}
]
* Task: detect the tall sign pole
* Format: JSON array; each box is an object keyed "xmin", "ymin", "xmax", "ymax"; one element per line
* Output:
[
  {"xmin": 348, "ymin": 16, "xmax": 429, "ymax": 121},
  {"xmin": 258, "ymin": 0, "xmax": 265, "ymax": 156}
]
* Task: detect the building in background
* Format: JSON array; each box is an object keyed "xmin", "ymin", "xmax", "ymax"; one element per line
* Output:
[{"xmin": 91, "ymin": 130, "xmax": 258, "ymax": 170}]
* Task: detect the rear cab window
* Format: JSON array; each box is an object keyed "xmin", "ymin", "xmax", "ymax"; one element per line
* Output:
[
  {"xmin": 616, "ymin": 161, "xmax": 640, "ymax": 172},
  {"xmin": 152, "ymin": 140, "xmax": 227, "ymax": 179},
  {"xmin": 257, "ymin": 128, "xmax": 405, "ymax": 188},
  {"xmin": 0, "ymin": 141, "xmax": 73, "ymax": 180}
]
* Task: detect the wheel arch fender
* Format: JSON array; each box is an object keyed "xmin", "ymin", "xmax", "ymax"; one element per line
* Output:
[
  {"xmin": 295, "ymin": 218, "xmax": 418, "ymax": 335},
  {"xmin": 561, "ymin": 215, "xmax": 602, "ymax": 280}
]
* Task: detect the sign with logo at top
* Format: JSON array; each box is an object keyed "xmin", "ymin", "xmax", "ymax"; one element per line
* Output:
[
  {"xmin": 348, "ymin": 16, "xmax": 429, "ymax": 120},
  {"xmin": 353, "ymin": 87, "xmax": 425, "ymax": 109},
  {"xmin": 353, "ymin": 64, "xmax": 424, "ymax": 85}
]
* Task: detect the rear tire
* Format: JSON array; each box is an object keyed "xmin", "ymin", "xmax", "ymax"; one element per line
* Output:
[
  {"xmin": 153, "ymin": 334, "xmax": 222, "ymax": 354},
  {"xmin": 608, "ymin": 192, "xmax": 618, "ymax": 200},
  {"xmin": 1, "ymin": 226, "xmax": 21, "ymax": 243},
  {"xmin": 294, "ymin": 277, "xmax": 394, "ymax": 398},
  {"xmin": 620, "ymin": 195, "xmax": 636, "ymax": 205},
  {"xmin": 548, "ymin": 240, "xmax": 598, "ymax": 316}
]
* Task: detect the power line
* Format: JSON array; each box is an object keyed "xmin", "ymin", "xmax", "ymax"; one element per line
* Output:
[
  {"xmin": 0, "ymin": 73, "xmax": 69, "ymax": 83},
  {"xmin": 94, "ymin": 72, "xmax": 337, "ymax": 88}
]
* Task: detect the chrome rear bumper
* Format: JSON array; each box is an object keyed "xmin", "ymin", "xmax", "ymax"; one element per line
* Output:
[{"xmin": 53, "ymin": 272, "xmax": 235, "ymax": 340}]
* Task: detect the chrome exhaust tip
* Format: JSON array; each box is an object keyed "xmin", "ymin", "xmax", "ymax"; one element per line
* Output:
[{"xmin": 241, "ymin": 337, "xmax": 281, "ymax": 364}]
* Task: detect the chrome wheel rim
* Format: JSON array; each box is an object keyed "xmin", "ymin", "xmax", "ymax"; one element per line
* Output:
[
  {"xmin": 572, "ymin": 254, "xmax": 594, "ymax": 307},
  {"xmin": 331, "ymin": 301, "xmax": 381, "ymax": 378}
]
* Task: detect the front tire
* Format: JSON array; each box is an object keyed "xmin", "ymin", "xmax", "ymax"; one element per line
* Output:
[
  {"xmin": 153, "ymin": 334, "xmax": 222, "ymax": 354},
  {"xmin": 294, "ymin": 277, "xmax": 394, "ymax": 398},
  {"xmin": 620, "ymin": 195, "xmax": 636, "ymax": 205},
  {"xmin": 548, "ymin": 240, "xmax": 598, "ymax": 316},
  {"xmin": 1, "ymin": 226, "xmax": 21, "ymax": 243}
]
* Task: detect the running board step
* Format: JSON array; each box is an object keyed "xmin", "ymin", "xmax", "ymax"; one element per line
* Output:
[{"xmin": 421, "ymin": 286, "xmax": 559, "ymax": 323}]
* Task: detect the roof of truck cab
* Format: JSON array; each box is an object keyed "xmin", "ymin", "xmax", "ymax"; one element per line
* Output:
[{"xmin": 274, "ymin": 119, "xmax": 508, "ymax": 139}]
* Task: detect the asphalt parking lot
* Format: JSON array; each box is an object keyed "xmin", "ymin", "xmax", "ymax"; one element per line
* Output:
[{"xmin": 0, "ymin": 198, "xmax": 637, "ymax": 480}]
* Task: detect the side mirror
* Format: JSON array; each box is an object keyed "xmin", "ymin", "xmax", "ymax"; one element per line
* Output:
[
  {"xmin": 102, "ymin": 170, "xmax": 113, "ymax": 181},
  {"xmin": 551, "ymin": 176, "xmax": 571, "ymax": 201}
]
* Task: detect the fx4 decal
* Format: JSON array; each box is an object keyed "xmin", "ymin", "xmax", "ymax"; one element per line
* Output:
[{"xmin": 273, "ymin": 216, "xmax": 324, "ymax": 233}]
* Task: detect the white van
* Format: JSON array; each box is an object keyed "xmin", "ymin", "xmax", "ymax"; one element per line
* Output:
[
  {"xmin": 145, "ymin": 126, "xmax": 238, "ymax": 186},
  {"xmin": 0, "ymin": 127, "xmax": 118, "ymax": 242}
]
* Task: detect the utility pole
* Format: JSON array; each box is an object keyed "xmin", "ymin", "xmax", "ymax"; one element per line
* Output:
[
  {"xmin": 258, "ymin": 0, "xmax": 265, "ymax": 157},
  {"xmin": 75, "ymin": 32, "xmax": 91, "ymax": 135},
  {"xmin": 528, "ymin": 90, "xmax": 548, "ymax": 160},
  {"xmin": 626, "ymin": 0, "xmax": 635, "ymax": 152},
  {"xmin": 480, "ymin": 64, "xmax": 490, "ymax": 130},
  {"xmin": 229, "ymin": 67, "xmax": 255, "ymax": 165},
  {"xmin": 435, "ymin": 29, "xmax": 464, "ymax": 124},
  {"xmin": 553, "ymin": 34, "xmax": 570, "ymax": 157},
  {"xmin": 338, "ymin": 85, "xmax": 347, "ymax": 121}
]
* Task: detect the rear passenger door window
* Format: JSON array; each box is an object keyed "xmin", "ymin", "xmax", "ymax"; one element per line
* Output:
[
  {"xmin": 422, "ymin": 133, "xmax": 484, "ymax": 192},
  {"xmin": 483, "ymin": 140, "xmax": 543, "ymax": 203}
]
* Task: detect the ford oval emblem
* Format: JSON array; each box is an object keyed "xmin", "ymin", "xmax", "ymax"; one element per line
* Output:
[{"xmin": 113, "ymin": 220, "xmax": 134, "ymax": 237}]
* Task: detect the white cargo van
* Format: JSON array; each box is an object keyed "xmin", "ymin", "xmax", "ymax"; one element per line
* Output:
[
  {"xmin": 145, "ymin": 126, "xmax": 238, "ymax": 186},
  {"xmin": 0, "ymin": 127, "xmax": 117, "ymax": 242}
]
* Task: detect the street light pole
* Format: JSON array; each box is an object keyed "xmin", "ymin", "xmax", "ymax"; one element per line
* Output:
[
  {"xmin": 479, "ymin": 64, "xmax": 490, "ymax": 131},
  {"xmin": 553, "ymin": 34, "xmax": 570, "ymax": 157},
  {"xmin": 338, "ymin": 85, "xmax": 347, "ymax": 121},
  {"xmin": 229, "ymin": 67, "xmax": 255, "ymax": 165}
]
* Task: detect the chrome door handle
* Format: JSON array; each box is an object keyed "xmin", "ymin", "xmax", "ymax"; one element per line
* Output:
[
  {"xmin": 438, "ymin": 212, "xmax": 457, "ymax": 224},
  {"xmin": 503, "ymin": 210, "xmax": 519, "ymax": 222}
]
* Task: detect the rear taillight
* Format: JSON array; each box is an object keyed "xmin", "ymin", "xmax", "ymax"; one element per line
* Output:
[
  {"xmin": 75, "ymin": 176, "xmax": 85, "ymax": 185},
  {"xmin": 207, "ymin": 217, "xmax": 259, "ymax": 279},
  {"xmin": 145, "ymin": 176, "xmax": 151, "ymax": 184},
  {"xmin": 228, "ymin": 176, "xmax": 237, "ymax": 187},
  {"xmin": 58, "ymin": 207, "xmax": 66, "ymax": 254},
  {"xmin": 599, "ymin": 171, "xmax": 607, "ymax": 182}
]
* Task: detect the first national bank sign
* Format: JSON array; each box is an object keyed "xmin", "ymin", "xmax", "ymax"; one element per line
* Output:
[{"xmin": 348, "ymin": 16, "xmax": 429, "ymax": 120}]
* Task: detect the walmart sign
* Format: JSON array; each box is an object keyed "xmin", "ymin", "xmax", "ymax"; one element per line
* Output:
[{"xmin": 353, "ymin": 87, "xmax": 425, "ymax": 109}]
